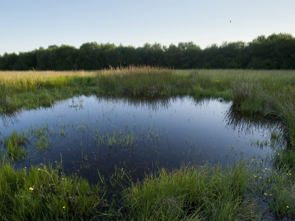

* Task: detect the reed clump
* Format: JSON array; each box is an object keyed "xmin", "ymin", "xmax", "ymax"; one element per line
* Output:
[
  {"xmin": 95, "ymin": 66, "xmax": 192, "ymax": 96},
  {"xmin": 122, "ymin": 162, "xmax": 258, "ymax": 221}
]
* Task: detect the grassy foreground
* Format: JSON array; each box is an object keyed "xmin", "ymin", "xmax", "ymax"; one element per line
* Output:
[
  {"xmin": 1, "ymin": 67, "xmax": 295, "ymax": 220},
  {"xmin": 0, "ymin": 157, "xmax": 108, "ymax": 220},
  {"xmin": 0, "ymin": 156, "xmax": 294, "ymax": 220}
]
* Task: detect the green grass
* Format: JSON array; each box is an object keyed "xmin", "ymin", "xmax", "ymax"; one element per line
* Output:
[
  {"xmin": 0, "ymin": 156, "xmax": 108, "ymax": 221},
  {"xmin": 95, "ymin": 67, "xmax": 193, "ymax": 96},
  {"xmin": 274, "ymin": 149, "xmax": 295, "ymax": 170},
  {"xmin": 122, "ymin": 161, "xmax": 258, "ymax": 221},
  {"xmin": 0, "ymin": 153, "xmax": 294, "ymax": 220},
  {"xmin": 1, "ymin": 67, "xmax": 295, "ymax": 220},
  {"xmin": 1, "ymin": 69, "xmax": 295, "ymax": 140},
  {"xmin": 3, "ymin": 130, "xmax": 28, "ymax": 161}
]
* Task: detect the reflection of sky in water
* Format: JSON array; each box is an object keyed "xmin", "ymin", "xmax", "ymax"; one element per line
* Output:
[{"xmin": 0, "ymin": 96, "xmax": 284, "ymax": 183}]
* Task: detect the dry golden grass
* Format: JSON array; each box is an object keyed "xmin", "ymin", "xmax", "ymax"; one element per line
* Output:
[{"xmin": 0, "ymin": 71, "xmax": 96, "ymax": 81}]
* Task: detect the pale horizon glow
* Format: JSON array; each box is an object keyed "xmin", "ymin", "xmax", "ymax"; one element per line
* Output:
[{"xmin": 0, "ymin": 0, "xmax": 294, "ymax": 55}]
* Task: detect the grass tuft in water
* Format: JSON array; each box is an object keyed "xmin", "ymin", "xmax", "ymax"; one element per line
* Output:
[{"xmin": 4, "ymin": 130, "xmax": 28, "ymax": 161}]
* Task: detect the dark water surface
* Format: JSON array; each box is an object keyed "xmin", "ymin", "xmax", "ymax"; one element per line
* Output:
[{"xmin": 0, "ymin": 96, "xmax": 284, "ymax": 183}]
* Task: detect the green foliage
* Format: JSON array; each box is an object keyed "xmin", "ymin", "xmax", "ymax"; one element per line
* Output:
[
  {"xmin": 1, "ymin": 33, "xmax": 295, "ymax": 70},
  {"xmin": 122, "ymin": 162, "xmax": 258, "ymax": 221},
  {"xmin": 274, "ymin": 149, "xmax": 295, "ymax": 170},
  {"xmin": 4, "ymin": 130, "xmax": 28, "ymax": 161},
  {"xmin": 0, "ymin": 158, "xmax": 107, "ymax": 220}
]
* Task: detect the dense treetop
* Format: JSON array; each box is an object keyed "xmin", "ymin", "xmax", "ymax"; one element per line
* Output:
[{"xmin": 1, "ymin": 33, "xmax": 294, "ymax": 70}]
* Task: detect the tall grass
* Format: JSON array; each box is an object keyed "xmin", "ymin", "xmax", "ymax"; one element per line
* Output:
[
  {"xmin": 0, "ymin": 71, "xmax": 96, "ymax": 112},
  {"xmin": 122, "ymin": 162, "xmax": 258, "ymax": 221},
  {"xmin": 95, "ymin": 66, "xmax": 192, "ymax": 96}
]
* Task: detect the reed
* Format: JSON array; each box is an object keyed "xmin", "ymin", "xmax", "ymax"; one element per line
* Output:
[{"xmin": 95, "ymin": 66, "xmax": 192, "ymax": 96}]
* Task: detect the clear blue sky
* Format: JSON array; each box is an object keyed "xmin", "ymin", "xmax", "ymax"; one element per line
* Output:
[{"xmin": 0, "ymin": 0, "xmax": 294, "ymax": 55}]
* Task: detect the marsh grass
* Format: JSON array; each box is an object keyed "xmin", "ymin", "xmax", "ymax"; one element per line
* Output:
[
  {"xmin": 0, "ymin": 152, "xmax": 294, "ymax": 220},
  {"xmin": 3, "ymin": 130, "xmax": 28, "ymax": 161},
  {"xmin": 0, "ymin": 156, "xmax": 108, "ymax": 221},
  {"xmin": 261, "ymin": 165, "xmax": 295, "ymax": 218},
  {"xmin": 95, "ymin": 66, "xmax": 193, "ymax": 96},
  {"xmin": 122, "ymin": 161, "xmax": 259, "ymax": 221},
  {"xmin": 274, "ymin": 149, "xmax": 295, "ymax": 170},
  {"xmin": 119, "ymin": 158, "xmax": 295, "ymax": 220},
  {"xmin": 1, "ymin": 68, "xmax": 295, "ymax": 219},
  {"xmin": 0, "ymin": 71, "xmax": 97, "ymax": 112},
  {"xmin": 28, "ymin": 125, "xmax": 53, "ymax": 151}
]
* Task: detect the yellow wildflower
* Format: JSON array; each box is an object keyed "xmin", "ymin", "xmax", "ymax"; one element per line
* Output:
[
  {"xmin": 63, "ymin": 206, "xmax": 66, "ymax": 209},
  {"xmin": 287, "ymin": 206, "xmax": 289, "ymax": 209},
  {"xmin": 264, "ymin": 193, "xmax": 267, "ymax": 196},
  {"xmin": 29, "ymin": 187, "xmax": 34, "ymax": 191}
]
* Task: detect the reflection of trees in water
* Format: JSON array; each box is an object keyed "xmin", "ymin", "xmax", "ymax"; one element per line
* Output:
[
  {"xmin": 225, "ymin": 105, "xmax": 285, "ymax": 138},
  {"xmin": 95, "ymin": 96, "xmax": 175, "ymax": 112}
]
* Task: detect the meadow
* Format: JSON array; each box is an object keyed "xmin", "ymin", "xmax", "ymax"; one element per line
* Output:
[{"xmin": 0, "ymin": 67, "xmax": 295, "ymax": 220}]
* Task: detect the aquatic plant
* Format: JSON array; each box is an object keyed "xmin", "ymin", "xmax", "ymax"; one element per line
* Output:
[{"xmin": 4, "ymin": 130, "xmax": 28, "ymax": 160}]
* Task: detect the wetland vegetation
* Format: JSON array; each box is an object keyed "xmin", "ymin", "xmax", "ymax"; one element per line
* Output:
[{"xmin": 0, "ymin": 67, "xmax": 295, "ymax": 220}]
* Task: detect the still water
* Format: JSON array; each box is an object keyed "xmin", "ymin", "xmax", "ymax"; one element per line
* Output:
[{"xmin": 0, "ymin": 96, "xmax": 284, "ymax": 183}]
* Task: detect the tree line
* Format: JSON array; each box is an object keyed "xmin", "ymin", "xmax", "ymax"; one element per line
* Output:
[{"xmin": 0, "ymin": 33, "xmax": 294, "ymax": 70}]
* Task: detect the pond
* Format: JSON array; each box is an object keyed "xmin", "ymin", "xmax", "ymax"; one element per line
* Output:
[{"xmin": 0, "ymin": 95, "xmax": 285, "ymax": 184}]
